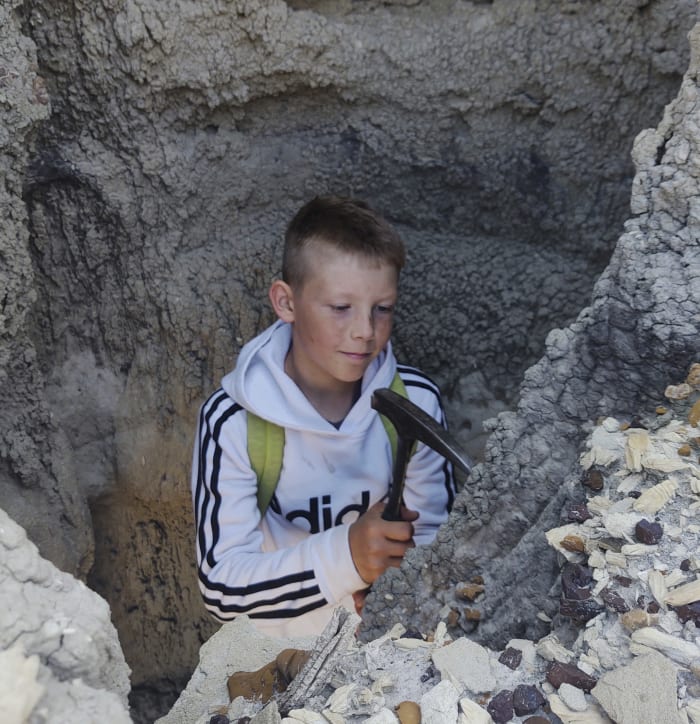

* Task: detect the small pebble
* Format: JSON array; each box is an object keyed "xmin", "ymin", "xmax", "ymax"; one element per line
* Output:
[
  {"xmin": 681, "ymin": 559, "xmax": 692, "ymax": 572},
  {"xmin": 635, "ymin": 519, "xmax": 663, "ymax": 544},
  {"xmin": 456, "ymin": 582, "xmax": 485, "ymax": 601},
  {"xmin": 546, "ymin": 662, "xmax": 597, "ymax": 692},
  {"xmin": 678, "ymin": 444, "xmax": 692, "ymax": 456},
  {"xmin": 558, "ymin": 682, "xmax": 588, "ymax": 712},
  {"xmin": 523, "ymin": 719, "xmax": 550, "ymax": 724},
  {"xmin": 601, "ymin": 587, "xmax": 629, "ymax": 613},
  {"xmin": 209, "ymin": 715, "xmax": 230, "ymax": 724},
  {"xmin": 582, "ymin": 469, "xmax": 604, "ymax": 491},
  {"xmin": 498, "ymin": 647, "xmax": 523, "ymax": 670},
  {"xmin": 395, "ymin": 700, "xmax": 421, "ymax": 724},
  {"xmin": 512, "ymin": 684, "xmax": 545, "ymax": 716},
  {"xmin": 673, "ymin": 602, "xmax": 700, "ymax": 625},
  {"xmin": 567, "ymin": 503, "xmax": 592, "ymax": 523},
  {"xmin": 487, "ymin": 689, "xmax": 514, "ymax": 723}
]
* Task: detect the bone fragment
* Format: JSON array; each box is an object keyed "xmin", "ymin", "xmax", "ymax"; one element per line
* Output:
[
  {"xmin": 665, "ymin": 578, "xmax": 700, "ymax": 607},
  {"xmin": 458, "ymin": 698, "xmax": 493, "ymax": 723},
  {"xmin": 648, "ymin": 570, "xmax": 669, "ymax": 610},
  {"xmin": 631, "ymin": 627, "xmax": 700, "ymax": 666},
  {"xmin": 633, "ymin": 478, "xmax": 679, "ymax": 515},
  {"xmin": 625, "ymin": 430, "xmax": 650, "ymax": 472}
]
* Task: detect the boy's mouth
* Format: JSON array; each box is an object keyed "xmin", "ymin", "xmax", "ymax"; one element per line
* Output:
[{"xmin": 342, "ymin": 351, "xmax": 372, "ymax": 361}]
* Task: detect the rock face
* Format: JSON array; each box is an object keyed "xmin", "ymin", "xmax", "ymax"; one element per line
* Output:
[
  {"xmin": 360, "ymin": 16, "xmax": 700, "ymax": 647},
  {"xmin": 1, "ymin": 0, "xmax": 698, "ymax": 718},
  {"xmin": 0, "ymin": 507, "xmax": 131, "ymax": 722}
]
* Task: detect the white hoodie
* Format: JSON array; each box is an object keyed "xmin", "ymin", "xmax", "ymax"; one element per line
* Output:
[{"xmin": 192, "ymin": 320, "xmax": 455, "ymax": 637}]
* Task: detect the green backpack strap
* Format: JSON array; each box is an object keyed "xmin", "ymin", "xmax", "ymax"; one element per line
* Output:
[
  {"xmin": 248, "ymin": 370, "xmax": 408, "ymax": 516},
  {"xmin": 379, "ymin": 372, "xmax": 407, "ymax": 463},
  {"xmin": 247, "ymin": 412, "xmax": 285, "ymax": 516}
]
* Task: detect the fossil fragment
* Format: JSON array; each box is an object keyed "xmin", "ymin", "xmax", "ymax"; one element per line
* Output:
[
  {"xmin": 625, "ymin": 430, "xmax": 650, "ymax": 471},
  {"xmin": 459, "ymin": 697, "xmax": 493, "ymax": 724},
  {"xmin": 620, "ymin": 609, "xmax": 658, "ymax": 632},
  {"xmin": 546, "ymin": 525, "xmax": 588, "ymax": 560},
  {"xmin": 604, "ymin": 551, "xmax": 627, "ymax": 569},
  {"xmin": 548, "ymin": 694, "xmax": 613, "ymax": 724},
  {"xmin": 631, "ymin": 627, "xmax": 700, "ymax": 666},
  {"xmin": 536, "ymin": 635, "xmax": 574, "ymax": 663},
  {"xmin": 666, "ymin": 383, "xmax": 693, "ymax": 400},
  {"xmin": 690, "ymin": 399, "xmax": 700, "ymax": 427},
  {"xmin": 647, "ymin": 570, "xmax": 669, "ymax": 610},
  {"xmin": 633, "ymin": 478, "xmax": 678, "ymax": 514},
  {"xmin": 665, "ymin": 578, "xmax": 700, "ymax": 607},
  {"xmin": 687, "ymin": 363, "xmax": 700, "ymax": 388}
]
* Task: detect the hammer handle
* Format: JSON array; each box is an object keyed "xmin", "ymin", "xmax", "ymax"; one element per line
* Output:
[{"xmin": 382, "ymin": 436, "xmax": 411, "ymax": 521}]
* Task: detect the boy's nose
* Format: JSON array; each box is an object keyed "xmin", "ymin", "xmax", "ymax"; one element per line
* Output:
[{"xmin": 351, "ymin": 310, "xmax": 375, "ymax": 340}]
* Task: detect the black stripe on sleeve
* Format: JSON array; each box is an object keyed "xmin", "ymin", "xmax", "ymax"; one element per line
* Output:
[{"xmin": 203, "ymin": 583, "xmax": 326, "ymax": 615}]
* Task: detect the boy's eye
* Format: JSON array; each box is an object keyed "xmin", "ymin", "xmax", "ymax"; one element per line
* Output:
[
  {"xmin": 375, "ymin": 305, "xmax": 394, "ymax": 314},
  {"xmin": 331, "ymin": 305, "xmax": 350, "ymax": 312}
]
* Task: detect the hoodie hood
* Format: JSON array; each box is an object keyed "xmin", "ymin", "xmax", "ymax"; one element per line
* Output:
[{"xmin": 222, "ymin": 320, "xmax": 397, "ymax": 434}]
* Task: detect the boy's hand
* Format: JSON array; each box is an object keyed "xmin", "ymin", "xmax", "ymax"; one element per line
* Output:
[{"xmin": 348, "ymin": 501, "xmax": 418, "ymax": 584}]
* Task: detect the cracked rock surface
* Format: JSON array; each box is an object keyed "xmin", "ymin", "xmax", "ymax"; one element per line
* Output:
[
  {"xmin": 0, "ymin": 507, "xmax": 131, "ymax": 723},
  {"xmin": 360, "ymin": 16, "xmax": 700, "ymax": 647}
]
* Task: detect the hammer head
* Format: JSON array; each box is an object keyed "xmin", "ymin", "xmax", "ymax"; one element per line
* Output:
[{"xmin": 371, "ymin": 387, "xmax": 472, "ymax": 474}]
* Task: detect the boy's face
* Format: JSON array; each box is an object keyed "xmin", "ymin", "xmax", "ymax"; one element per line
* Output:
[{"xmin": 275, "ymin": 243, "xmax": 398, "ymax": 393}]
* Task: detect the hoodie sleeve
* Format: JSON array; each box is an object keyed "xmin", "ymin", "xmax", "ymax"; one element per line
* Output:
[
  {"xmin": 191, "ymin": 389, "xmax": 366, "ymax": 623},
  {"xmin": 397, "ymin": 366, "xmax": 457, "ymax": 546}
]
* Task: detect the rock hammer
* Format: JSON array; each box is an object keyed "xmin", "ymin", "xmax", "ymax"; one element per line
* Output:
[{"xmin": 371, "ymin": 387, "xmax": 473, "ymax": 521}]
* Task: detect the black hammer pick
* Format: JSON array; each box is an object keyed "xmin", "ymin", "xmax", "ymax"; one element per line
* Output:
[{"xmin": 371, "ymin": 387, "xmax": 472, "ymax": 522}]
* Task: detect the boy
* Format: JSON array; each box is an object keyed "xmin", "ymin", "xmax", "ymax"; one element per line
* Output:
[{"xmin": 192, "ymin": 195, "xmax": 455, "ymax": 637}]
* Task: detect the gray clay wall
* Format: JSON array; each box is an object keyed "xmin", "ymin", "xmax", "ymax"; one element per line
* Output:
[{"xmin": 1, "ymin": 0, "xmax": 698, "ymax": 717}]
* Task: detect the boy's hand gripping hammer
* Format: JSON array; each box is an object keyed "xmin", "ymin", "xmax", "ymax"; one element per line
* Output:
[{"xmin": 371, "ymin": 388, "xmax": 473, "ymax": 522}]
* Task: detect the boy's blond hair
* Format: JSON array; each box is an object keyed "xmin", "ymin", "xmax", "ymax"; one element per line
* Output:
[{"xmin": 283, "ymin": 195, "xmax": 406, "ymax": 288}]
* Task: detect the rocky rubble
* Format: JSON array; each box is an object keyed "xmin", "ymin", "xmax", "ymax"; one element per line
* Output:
[{"xmin": 158, "ymin": 365, "xmax": 700, "ymax": 724}]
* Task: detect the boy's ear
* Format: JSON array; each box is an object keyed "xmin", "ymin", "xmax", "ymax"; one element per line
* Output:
[{"xmin": 269, "ymin": 280, "xmax": 295, "ymax": 322}]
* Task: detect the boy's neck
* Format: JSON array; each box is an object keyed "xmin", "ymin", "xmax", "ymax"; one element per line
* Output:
[{"xmin": 284, "ymin": 351, "xmax": 360, "ymax": 424}]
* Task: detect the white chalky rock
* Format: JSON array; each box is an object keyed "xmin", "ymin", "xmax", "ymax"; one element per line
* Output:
[
  {"xmin": 364, "ymin": 708, "xmax": 399, "ymax": 723},
  {"xmin": 631, "ymin": 627, "xmax": 700, "ymax": 666},
  {"xmin": 505, "ymin": 639, "xmax": 538, "ymax": 670},
  {"xmin": 282, "ymin": 709, "xmax": 327, "ymax": 723},
  {"xmin": 559, "ymin": 682, "xmax": 589, "ymax": 712},
  {"xmin": 0, "ymin": 645, "xmax": 44, "ymax": 724},
  {"xmin": 685, "ymin": 699, "xmax": 700, "ymax": 724},
  {"xmin": 549, "ymin": 693, "xmax": 612, "ymax": 723},
  {"xmin": 432, "ymin": 638, "xmax": 496, "ymax": 694},
  {"xmin": 592, "ymin": 651, "xmax": 684, "ymax": 724},
  {"xmin": 580, "ymin": 426, "xmax": 624, "ymax": 468},
  {"xmin": 458, "ymin": 697, "xmax": 494, "ymax": 723},
  {"xmin": 420, "ymin": 680, "xmax": 460, "ymax": 724}
]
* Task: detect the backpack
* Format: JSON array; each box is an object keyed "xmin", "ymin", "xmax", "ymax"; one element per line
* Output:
[{"xmin": 247, "ymin": 372, "xmax": 408, "ymax": 515}]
